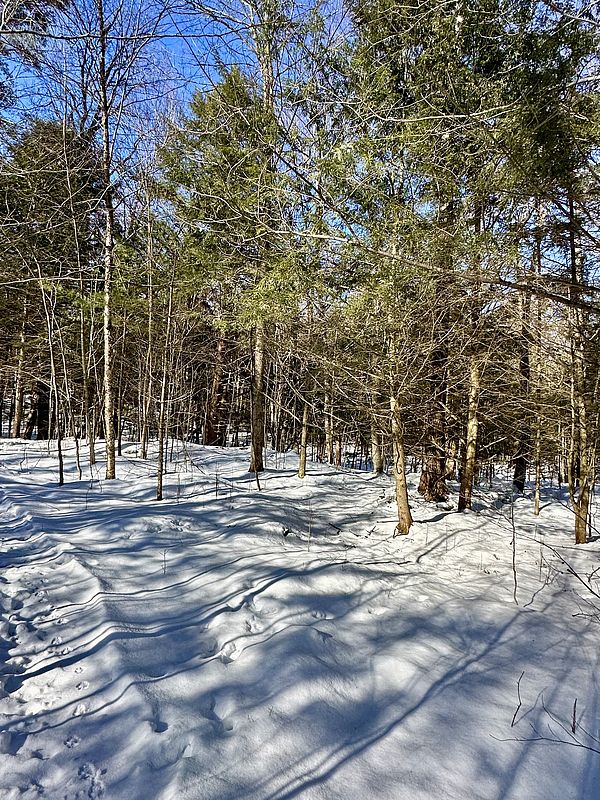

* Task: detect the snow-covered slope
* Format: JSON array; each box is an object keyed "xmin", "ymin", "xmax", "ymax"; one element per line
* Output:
[{"xmin": 0, "ymin": 440, "xmax": 598, "ymax": 799}]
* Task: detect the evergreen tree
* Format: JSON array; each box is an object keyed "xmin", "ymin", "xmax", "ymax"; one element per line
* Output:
[{"xmin": 160, "ymin": 68, "xmax": 301, "ymax": 467}]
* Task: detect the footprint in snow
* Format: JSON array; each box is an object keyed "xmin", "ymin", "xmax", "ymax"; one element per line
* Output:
[
  {"xmin": 148, "ymin": 734, "xmax": 195, "ymax": 770},
  {"xmin": 78, "ymin": 762, "xmax": 105, "ymax": 799},
  {"xmin": 201, "ymin": 696, "xmax": 235, "ymax": 735},
  {"xmin": 73, "ymin": 703, "xmax": 88, "ymax": 717},
  {"xmin": 251, "ymin": 601, "xmax": 278, "ymax": 619},
  {"xmin": 219, "ymin": 642, "xmax": 239, "ymax": 665},
  {"xmin": 33, "ymin": 606, "xmax": 53, "ymax": 621},
  {"xmin": 0, "ymin": 730, "xmax": 28, "ymax": 755},
  {"xmin": 76, "ymin": 681, "xmax": 89, "ymax": 691},
  {"xmin": 244, "ymin": 616, "xmax": 259, "ymax": 634},
  {"xmin": 64, "ymin": 735, "xmax": 80, "ymax": 749},
  {"xmin": 219, "ymin": 717, "xmax": 234, "ymax": 734},
  {"xmin": 367, "ymin": 606, "xmax": 387, "ymax": 616},
  {"xmin": 16, "ymin": 780, "xmax": 45, "ymax": 798}
]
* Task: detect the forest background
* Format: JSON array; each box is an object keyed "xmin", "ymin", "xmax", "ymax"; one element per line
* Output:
[{"xmin": 0, "ymin": 0, "xmax": 599, "ymax": 542}]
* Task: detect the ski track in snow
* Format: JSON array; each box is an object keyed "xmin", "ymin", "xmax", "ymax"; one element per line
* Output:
[{"xmin": 0, "ymin": 438, "xmax": 599, "ymax": 800}]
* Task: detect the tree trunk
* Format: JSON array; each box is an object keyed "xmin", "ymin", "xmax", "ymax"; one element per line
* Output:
[
  {"xmin": 371, "ymin": 424, "xmax": 384, "ymax": 475},
  {"xmin": 12, "ymin": 302, "xmax": 27, "ymax": 438},
  {"xmin": 418, "ymin": 418, "xmax": 447, "ymax": 500},
  {"xmin": 23, "ymin": 381, "xmax": 50, "ymax": 440},
  {"xmin": 37, "ymin": 383, "xmax": 50, "ymax": 439},
  {"xmin": 156, "ymin": 281, "xmax": 174, "ymax": 501},
  {"xmin": 324, "ymin": 387, "xmax": 334, "ymax": 464},
  {"xmin": 335, "ymin": 435, "xmax": 342, "ymax": 467},
  {"xmin": 533, "ymin": 213, "xmax": 543, "ymax": 516},
  {"xmin": 98, "ymin": 0, "xmax": 116, "ymax": 481},
  {"xmin": 204, "ymin": 331, "xmax": 227, "ymax": 446},
  {"xmin": 419, "ymin": 201, "xmax": 453, "ymax": 502},
  {"xmin": 298, "ymin": 400, "xmax": 309, "ymax": 479},
  {"xmin": 513, "ymin": 291, "xmax": 531, "ymax": 493},
  {"xmin": 39, "ymin": 279, "xmax": 64, "ymax": 485},
  {"xmin": 418, "ymin": 331, "xmax": 448, "ymax": 501},
  {"xmin": 390, "ymin": 395, "xmax": 412, "ymax": 535},
  {"xmin": 249, "ymin": 322, "xmax": 266, "ymax": 473},
  {"xmin": 567, "ymin": 194, "xmax": 594, "ymax": 544},
  {"xmin": 458, "ymin": 357, "xmax": 480, "ymax": 511},
  {"xmin": 574, "ymin": 482, "xmax": 590, "ymax": 545},
  {"xmin": 533, "ymin": 432, "xmax": 542, "ymax": 516}
]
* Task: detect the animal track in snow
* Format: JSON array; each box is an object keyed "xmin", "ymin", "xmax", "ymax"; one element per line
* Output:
[
  {"xmin": 200, "ymin": 694, "xmax": 235, "ymax": 735},
  {"xmin": 64, "ymin": 735, "xmax": 81, "ymax": 749},
  {"xmin": 251, "ymin": 600, "xmax": 278, "ymax": 619},
  {"xmin": 77, "ymin": 762, "xmax": 105, "ymax": 798},
  {"xmin": 0, "ymin": 730, "xmax": 28, "ymax": 755},
  {"xmin": 184, "ymin": 637, "xmax": 217, "ymax": 661},
  {"xmin": 367, "ymin": 606, "xmax": 387, "ymax": 616},
  {"xmin": 32, "ymin": 606, "xmax": 53, "ymax": 621},
  {"xmin": 218, "ymin": 641, "xmax": 239, "ymax": 664}
]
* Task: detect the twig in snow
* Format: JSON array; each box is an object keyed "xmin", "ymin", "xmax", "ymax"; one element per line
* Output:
[
  {"xmin": 491, "ymin": 732, "xmax": 600, "ymax": 755},
  {"xmin": 510, "ymin": 496, "xmax": 518, "ymax": 606},
  {"xmin": 496, "ymin": 692, "xmax": 600, "ymax": 756},
  {"xmin": 540, "ymin": 541, "xmax": 600, "ymax": 600},
  {"xmin": 511, "ymin": 671, "xmax": 525, "ymax": 727}
]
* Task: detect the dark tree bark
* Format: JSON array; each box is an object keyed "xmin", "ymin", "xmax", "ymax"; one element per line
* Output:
[
  {"xmin": 418, "ymin": 335, "xmax": 448, "ymax": 501},
  {"xmin": 418, "ymin": 202, "xmax": 454, "ymax": 503},
  {"xmin": 23, "ymin": 381, "xmax": 50, "ymax": 439},
  {"xmin": 513, "ymin": 291, "xmax": 532, "ymax": 493},
  {"xmin": 204, "ymin": 332, "xmax": 227, "ymax": 446},
  {"xmin": 391, "ymin": 396, "xmax": 412, "ymax": 534},
  {"xmin": 249, "ymin": 322, "xmax": 266, "ymax": 473}
]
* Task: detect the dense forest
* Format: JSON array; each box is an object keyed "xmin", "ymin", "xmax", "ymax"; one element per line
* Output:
[{"xmin": 1, "ymin": 0, "xmax": 598, "ymax": 542}]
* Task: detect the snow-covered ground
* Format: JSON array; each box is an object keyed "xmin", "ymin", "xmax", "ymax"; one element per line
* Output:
[{"xmin": 0, "ymin": 439, "xmax": 598, "ymax": 800}]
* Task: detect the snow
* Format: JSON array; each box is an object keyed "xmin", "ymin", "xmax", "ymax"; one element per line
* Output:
[{"xmin": 0, "ymin": 439, "xmax": 599, "ymax": 800}]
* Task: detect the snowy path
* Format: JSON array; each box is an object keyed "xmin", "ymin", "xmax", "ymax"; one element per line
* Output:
[{"xmin": 0, "ymin": 440, "xmax": 599, "ymax": 799}]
